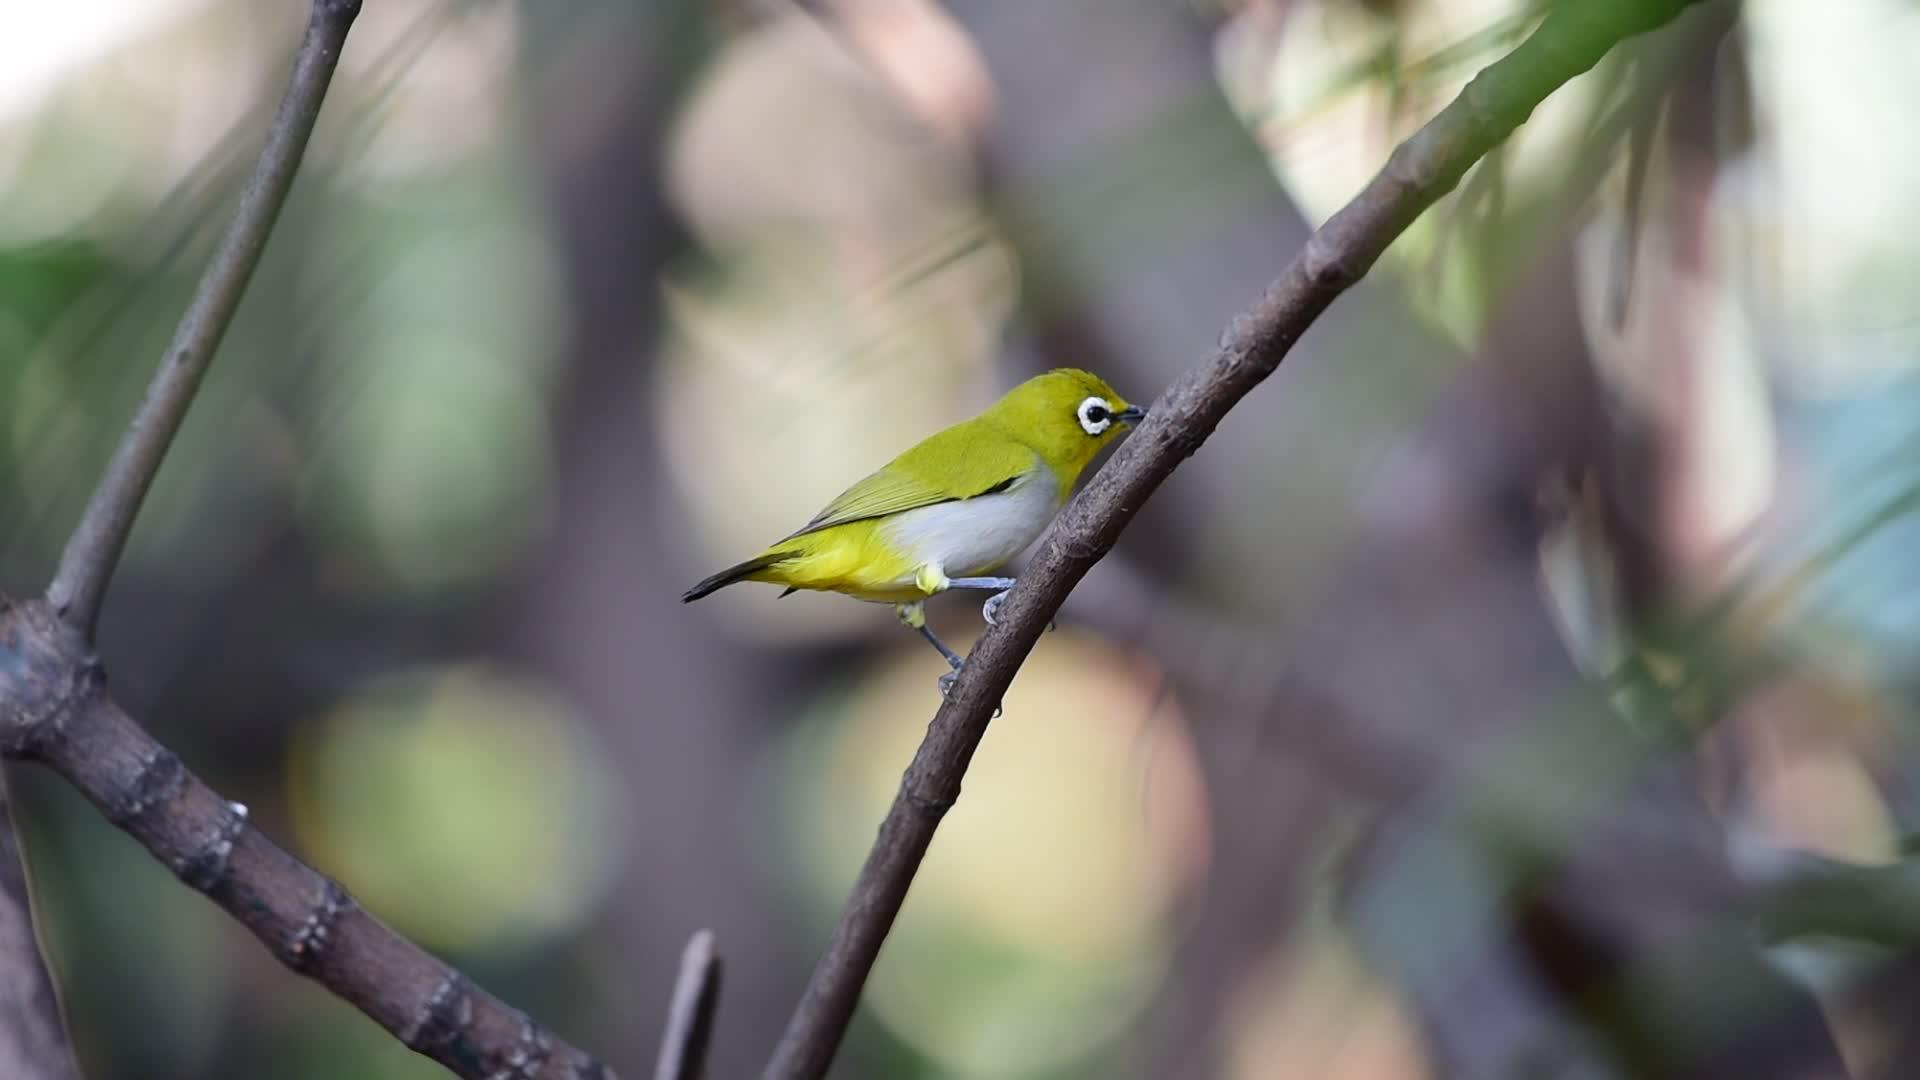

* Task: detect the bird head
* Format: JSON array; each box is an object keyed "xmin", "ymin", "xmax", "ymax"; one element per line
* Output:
[{"xmin": 983, "ymin": 368, "xmax": 1147, "ymax": 482}]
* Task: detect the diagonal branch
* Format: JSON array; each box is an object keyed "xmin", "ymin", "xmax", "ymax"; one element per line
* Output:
[
  {"xmin": 46, "ymin": 0, "xmax": 360, "ymax": 638},
  {"xmin": 762, "ymin": 1, "xmax": 1713, "ymax": 1076},
  {"xmin": 5, "ymin": 3, "xmax": 363, "ymax": 1075},
  {"xmin": 0, "ymin": 599, "xmax": 615, "ymax": 1080},
  {"xmin": 5, "ymin": 1, "xmax": 626, "ymax": 1077},
  {"xmin": 652, "ymin": 930, "xmax": 722, "ymax": 1080}
]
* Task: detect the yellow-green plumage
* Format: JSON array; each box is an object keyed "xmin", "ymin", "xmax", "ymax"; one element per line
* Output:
[{"xmin": 682, "ymin": 369, "xmax": 1141, "ymax": 606}]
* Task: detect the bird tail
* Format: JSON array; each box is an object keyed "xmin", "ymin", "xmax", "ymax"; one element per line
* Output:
[{"xmin": 681, "ymin": 552, "xmax": 794, "ymax": 603}]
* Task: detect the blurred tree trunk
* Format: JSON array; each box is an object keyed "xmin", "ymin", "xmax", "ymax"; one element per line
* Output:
[{"xmin": 508, "ymin": 3, "xmax": 820, "ymax": 1075}]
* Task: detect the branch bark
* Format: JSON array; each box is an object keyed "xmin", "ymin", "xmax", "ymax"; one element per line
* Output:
[
  {"xmin": 762, "ymin": 1, "xmax": 1712, "ymax": 1076},
  {"xmin": 0, "ymin": 1, "xmax": 626, "ymax": 1076},
  {"xmin": 0, "ymin": 599, "xmax": 614, "ymax": 1079},
  {"xmin": 652, "ymin": 930, "xmax": 722, "ymax": 1080},
  {"xmin": 46, "ymin": 0, "xmax": 359, "ymax": 638},
  {"xmin": 0, "ymin": 2, "xmax": 363, "ymax": 1074}
]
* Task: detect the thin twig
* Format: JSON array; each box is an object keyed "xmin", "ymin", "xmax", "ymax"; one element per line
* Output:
[
  {"xmin": 46, "ymin": 0, "xmax": 360, "ymax": 638},
  {"xmin": 762, "ymin": 2, "xmax": 1712, "ymax": 1076},
  {"xmin": 7, "ymin": 1, "xmax": 625, "ymax": 1076},
  {"xmin": 0, "ymin": 600, "xmax": 614, "ymax": 1079},
  {"xmin": 653, "ymin": 930, "xmax": 723, "ymax": 1080},
  {"xmin": 3, "ymin": 3, "xmax": 362, "ymax": 1075},
  {"xmin": 0, "ymin": 776, "xmax": 80, "ymax": 1080}
]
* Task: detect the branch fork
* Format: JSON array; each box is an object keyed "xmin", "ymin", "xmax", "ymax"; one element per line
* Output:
[{"xmin": 0, "ymin": 1, "xmax": 634, "ymax": 1077}]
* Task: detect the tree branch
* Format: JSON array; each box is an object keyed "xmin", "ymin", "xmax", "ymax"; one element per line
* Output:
[
  {"xmin": 762, "ymin": 1, "xmax": 1712, "ymax": 1076},
  {"xmin": 3, "ymin": 2, "xmax": 628, "ymax": 1076},
  {"xmin": 45, "ymin": 0, "xmax": 360, "ymax": 638},
  {"xmin": 1, "ymin": 3, "xmax": 363, "ymax": 1074},
  {"xmin": 652, "ymin": 930, "xmax": 722, "ymax": 1080},
  {"xmin": 0, "ymin": 599, "xmax": 615, "ymax": 1079}
]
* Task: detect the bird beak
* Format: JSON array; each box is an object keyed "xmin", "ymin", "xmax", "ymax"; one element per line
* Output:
[{"xmin": 1117, "ymin": 405, "xmax": 1147, "ymax": 426}]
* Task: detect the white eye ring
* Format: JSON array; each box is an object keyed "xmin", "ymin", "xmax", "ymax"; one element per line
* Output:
[{"xmin": 1076, "ymin": 396, "xmax": 1114, "ymax": 436}]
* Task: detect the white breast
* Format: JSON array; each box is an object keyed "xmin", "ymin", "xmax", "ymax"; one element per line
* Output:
[{"xmin": 880, "ymin": 462, "xmax": 1059, "ymax": 582}]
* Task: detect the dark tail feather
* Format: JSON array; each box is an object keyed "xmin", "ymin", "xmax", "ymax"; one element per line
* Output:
[{"xmin": 681, "ymin": 553, "xmax": 792, "ymax": 603}]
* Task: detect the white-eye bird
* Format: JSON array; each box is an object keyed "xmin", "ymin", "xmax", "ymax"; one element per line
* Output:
[{"xmin": 681, "ymin": 368, "xmax": 1146, "ymax": 691}]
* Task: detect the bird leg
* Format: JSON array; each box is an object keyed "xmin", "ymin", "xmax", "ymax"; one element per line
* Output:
[
  {"xmin": 917, "ymin": 626, "xmax": 963, "ymax": 671},
  {"xmin": 945, "ymin": 576, "xmax": 1016, "ymax": 627},
  {"xmin": 945, "ymin": 577, "xmax": 1017, "ymax": 591},
  {"xmin": 944, "ymin": 577, "xmax": 1055, "ymax": 631},
  {"xmin": 898, "ymin": 593, "xmax": 1007, "ymax": 711},
  {"xmin": 897, "ymin": 602, "xmax": 964, "ymax": 694}
]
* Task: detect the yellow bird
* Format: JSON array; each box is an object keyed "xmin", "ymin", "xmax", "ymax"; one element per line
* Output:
[{"xmin": 682, "ymin": 368, "xmax": 1147, "ymax": 690}]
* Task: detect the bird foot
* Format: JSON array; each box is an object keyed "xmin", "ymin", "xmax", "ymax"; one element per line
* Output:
[
  {"xmin": 982, "ymin": 590, "xmax": 1008, "ymax": 626},
  {"xmin": 981, "ymin": 591, "xmax": 1055, "ymax": 632},
  {"xmin": 936, "ymin": 668, "xmax": 1002, "ymax": 717}
]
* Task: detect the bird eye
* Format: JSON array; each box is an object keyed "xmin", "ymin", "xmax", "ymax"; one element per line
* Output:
[{"xmin": 1076, "ymin": 396, "xmax": 1114, "ymax": 436}]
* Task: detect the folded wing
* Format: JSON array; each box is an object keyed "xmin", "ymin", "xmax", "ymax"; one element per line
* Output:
[{"xmin": 782, "ymin": 424, "xmax": 1039, "ymax": 540}]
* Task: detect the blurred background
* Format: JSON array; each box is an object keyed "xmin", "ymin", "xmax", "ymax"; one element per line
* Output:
[{"xmin": 4, "ymin": 0, "xmax": 1920, "ymax": 1076}]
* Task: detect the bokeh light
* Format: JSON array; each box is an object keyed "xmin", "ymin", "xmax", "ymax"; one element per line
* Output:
[
  {"xmin": 289, "ymin": 665, "xmax": 625, "ymax": 951},
  {"xmin": 9, "ymin": 0, "xmax": 1920, "ymax": 1076},
  {"xmin": 784, "ymin": 633, "xmax": 1208, "ymax": 1075}
]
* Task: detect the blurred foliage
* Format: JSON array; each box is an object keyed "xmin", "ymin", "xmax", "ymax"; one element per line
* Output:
[
  {"xmin": 1218, "ymin": 0, "xmax": 1600, "ymax": 343},
  {"xmin": 7, "ymin": 0, "xmax": 1920, "ymax": 1077},
  {"xmin": 783, "ymin": 634, "xmax": 1204, "ymax": 1077},
  {"xmin": 289, "ymin": 665, "xmax": 624, "ymax": 950},
  {"xmin": 1223, "ymin": 898, "xmax": 1430, "ymax": 1080},
  {"xmin": 299, "ymin": 170, "xmax": 559, "ymax": 596}
]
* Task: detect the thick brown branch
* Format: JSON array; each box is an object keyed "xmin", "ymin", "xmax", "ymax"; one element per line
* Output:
[
  {"xmin": 10, "ymin": 4, "xmax": 363, "ymax": 1067},
  {"xmin": 0, "ymin": 599, "xmax": 615, "ymax": 1080},
  {"xmin": 762, "ymin": 1, "xmax": 1712, "ymax": 1076},
  {"xmin": 652, "ymin": 930, "xmax": 722, "ymax": 1080},
  {"xmin": 6, "ymin": 3, "xmax": 634, "ymax": 1076},
  {"xmin": 46, "ymin": 0, "xmax": 360, "ymax": 637}
]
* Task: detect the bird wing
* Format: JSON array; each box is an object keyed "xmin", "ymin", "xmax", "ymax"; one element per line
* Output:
[{"xmin": 781, "ymin": 424, "xmax": 1040, "ymax": 540}]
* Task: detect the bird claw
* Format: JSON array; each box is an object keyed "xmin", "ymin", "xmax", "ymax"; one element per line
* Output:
[
  {"xmin": 981, "ymin": 590, "xmax": 1008, "ymax": 626},
  {"xmin": 982, "ymin": 591, "xmax": 1056, "ymax": 632},
  {"xmin": 935, "ymin": 669, "xmax": 1003, "ymax": 717}
]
